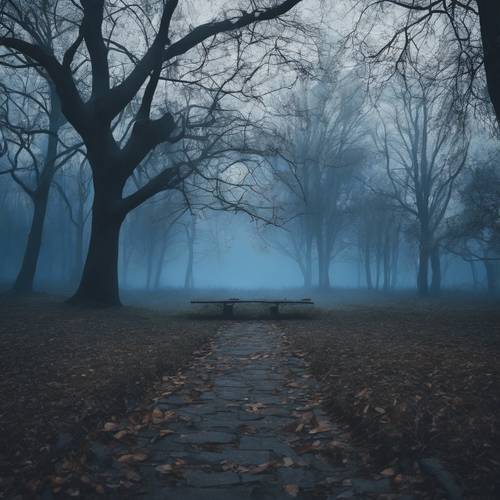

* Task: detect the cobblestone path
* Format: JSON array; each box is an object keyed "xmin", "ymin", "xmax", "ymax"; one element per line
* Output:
[{"xmin": 123, "ymin": 322, "xmax": 403, "ymax": 500}]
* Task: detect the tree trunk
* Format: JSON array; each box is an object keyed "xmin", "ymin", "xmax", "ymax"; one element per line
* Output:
[
  {"xmin": 364, "ymin": 239, "xmax": 373, "ymax": 289},
  {"xmin": 417, "ymin": 243, "xmax": 430, "ymax": 296},
  {"xmin": 72, "ymin": 218, "xmax": 84, "ymax": 286},
  {"xmin": 12, "ymin": 187, "xmax": 50, "ymax": 293},
  {"xmin": 430, "ymin": 246, "xmax": 441, "ymax": 295},
  {"xmin": 477, "ymin": 1, "xmax": 500, "ymax": 124},
  {"xmin": 184, "ymin": 219, "xmax": 196, "ymax": 290},
  {"xmin": 375, "ymin": 235, "xmax": 382, "ymax": 290},
  {"xmin": 12, "ymin": 87, "xmax": 62, "ymax": 294},
  {"xmin": 383, "ymin": 229, "xmax": 391, "ymax": 291},
  {"xmin": 154, "ymin": 232, "xmax": 169, "ymax": 289},
  {"xmin": 317, "ymin": 236, "xmax": 330, "ymax": 289},
  {"xmin": 304, "ymin": 237, "xmax": 313, "ymax": 289},
  {"xmin": 390, "ymin": 227, "xmax": 400, "ymax": 289},
  {"xmin": 145, "ymin": 234, "xmax": 155, "ymax": 289},
  {"xmin": 69, "ymin": 185, "xmax": 124, "ymax": 306},
  {"xmin": 469, "ymin": 261, "xmax": 479, "ymax": 289}
]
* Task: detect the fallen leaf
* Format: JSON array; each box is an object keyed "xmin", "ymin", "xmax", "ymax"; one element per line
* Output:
[
  {"xmin": 284, "ymin": 484, "xmax": 299, "ymax": 497},
  {"xmin": 356, "ymin": 387, "xmax": 370, "ymax": 399},
  {"xmin": 380, "ymin": 467, "xmax": 395, "ymax": 476},
  {"xmin": 151, "ymin": 408, "xmax": 164, "ymax": 424},
  {"xmin": 113, "ymin": 430, "xmax": 128, "ymax": 440},
  {"xmin": 155, "ymin": 464, "xmax": 173, "ymax": 474},
  {"xmin": 245, "ymin": 402, "xmax": 266, "ymax": 412},
  {"xmin": 283, "ymin": 457, "xmax": 294, "ymax": 467},
  {"xmin": 117, "ymin": 452, "xmax": 148, "ymax": 463},
  {"xmin": 159, "ymin": 429, "xmax": 175, "ymax": 438},
  {"xmin": 251, "ymin": 462, "xmax": 273, "ymax": 473},
  {"xmin": 103, "ymin": 422, "xmax": 119, "ymax": 432},
  {"xmin": 309, "ymin": 421, "xmax": 333, "ymax": 434}
]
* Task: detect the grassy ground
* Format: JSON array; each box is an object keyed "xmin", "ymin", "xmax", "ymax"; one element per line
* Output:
[
  {"xmin": 0, "ymin": 295, "xmax": 220, "ymax": 497},
  {"xmin": 283, "ymin": 299, "xmax": 500, "ymax": 499}
]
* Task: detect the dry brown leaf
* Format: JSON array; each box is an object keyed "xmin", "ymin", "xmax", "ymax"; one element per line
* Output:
[
  {"xmin": 246, "ymin": 402, "xmax": 266, "ymax": 412},
  {"xmin": 113, "ymin": 430, "xmax": 128, "ymax": 440},
  {"xmin": 159, "ymin": 429, "xmax": 175, "ymax": 438},
  {"xmin": 284, "ymin": 484, "xmax": 299, "ymax": 497},
  {"xmin": 103, "ymin": 422, "xmax": 119, "ymax": 432},
  {"xmin": 117, "ymin": 452, "xmax": 148, "ymax": 463},
  {"xmin": 380, "ymin": 467, "xmax": 395, "ymax": 476},
  {"xmin": 151, "ymin": 408, "xmax": 164, "ymax": 424},
  {"xmin": 251, "ymin": 462, "xmax": 273, "ymax": 473},
  {"xmin": 155, "ymin": 464, "xmax": 173, "ymax": 474},
  {"xmin": 356, "ymin": 387, "xmax": 370, "ymax": 399},
  {"xmin": 309, "ymin": 421, "xmax": 333, "ymax": 434},
  {"xmin": 295, "ymin": 423, "xmax": 305, "ymax": 433}
]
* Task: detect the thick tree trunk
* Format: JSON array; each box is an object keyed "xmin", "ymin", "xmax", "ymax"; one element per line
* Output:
[
  {"xmin": 12, "ymin": 187, "xmax": 50, "ymax": 293},
  {"xmin": 72, "ymin": 220, "xmax": 84, "ymax": 285},
  {"xmin": 69, "ymin": 184, "xmax": 124, "ymax": 306},
  {"xmin": 477, "ymin": 1, "xmax": 500, "ymax": 124},
  {"xmin": 430, "ymin": 246, "xmax": 441, "ymax": 295}
]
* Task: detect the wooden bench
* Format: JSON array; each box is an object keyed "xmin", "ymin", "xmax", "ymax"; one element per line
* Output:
[{"xmin": 190, "ymin": 298, "xmax": 314, "ymax": 318}]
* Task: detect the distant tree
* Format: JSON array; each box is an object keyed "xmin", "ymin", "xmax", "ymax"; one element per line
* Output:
[
  {"xmin": 182, "ymin": 213, "xmax": 197, "ymax": 290},
  {"xmin": 355, "ymin": 189, "xmax": 403, "ymax": 290},
  {"xmin": 377, "ymin": 75, "xmax": 469, "ymax": 296},
  {"xmin": 53, "ymin": 158, "xmax": 93, "ymax": 286},
  {"xmin": 268, "ymin": 65, "xmax": 367, "ymax": 289},
  {"xmin": 0, "ymin": 0, "xmax": 307, "ymax": 305},
  {"xmin": 0, "ymin": 71, "xmax": 81, "ymax": 293},
  {"xmin": 445, "ymin": 158, "xmax": 500, "ymax": 294}
]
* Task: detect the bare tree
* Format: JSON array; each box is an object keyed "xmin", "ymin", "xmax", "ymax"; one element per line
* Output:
[
  {"xmin": 268, "ymin": 66, "xmax": 367, "ymax": 289},
  {"xmin": 0, "ymin": 69, "xmax": 81, "ymax": 292},
  {"xmin": 377, "ymin": 75, "xmax": 469, "ymax": 295},
  {"xmin": 0, "ymin": 0, "xmax": 307, "ymax": 305},
  {"xmin": 355, "ymin": 189, "xmax": 403, "ymax": 290},
  {"xmin": 445, "ymin": 157, "xmax": 500, "ymax": 294},
  {"xmin": 355, "ymin": 2, "xmax": 496, "ymax": 118}
]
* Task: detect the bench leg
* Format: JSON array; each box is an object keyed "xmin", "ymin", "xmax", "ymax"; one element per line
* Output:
[
  {"xmin": 223, "ymin": 303, "xmax": 234, "ymax": 318},
  {"xmin": 269, "ymin": 305, "xmax": 279, "ymax": 318}
]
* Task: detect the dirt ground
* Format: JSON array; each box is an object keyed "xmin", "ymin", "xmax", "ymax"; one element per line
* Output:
[
  {"xmin": 283, "ymin": 299, "xmax": 500, "ymax": 499},
  {"xmin": 1, "ymin": 292, "xmax": 499, "ymax": 499},
  {"xmin": 0, "ymin": 295, "xmax": 220, "ymax": 498}
]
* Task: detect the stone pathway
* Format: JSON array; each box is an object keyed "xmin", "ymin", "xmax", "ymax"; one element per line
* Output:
[{"xmin": 110, "ymin": 321, "xmax": 405, "ymax": 500}]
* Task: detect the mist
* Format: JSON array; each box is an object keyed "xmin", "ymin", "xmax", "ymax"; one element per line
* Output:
[{"xmin": 1, "ymin": 1, "xmax": 500, "ymax": 499}]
